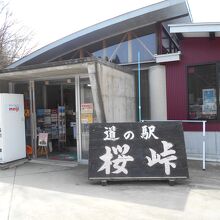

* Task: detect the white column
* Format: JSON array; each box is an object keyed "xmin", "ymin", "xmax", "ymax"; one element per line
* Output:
[{"xmin": 148, "ymin": 65, "xmax": 167, "ymax": 120}]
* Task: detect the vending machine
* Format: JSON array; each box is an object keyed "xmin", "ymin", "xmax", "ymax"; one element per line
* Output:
[{"xmin": 0, "ymin": 94, "xmax": 26, "ymax": 163}]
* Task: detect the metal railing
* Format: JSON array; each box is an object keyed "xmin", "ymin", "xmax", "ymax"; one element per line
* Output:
[{"xmin": 161, "ymin": 26, "xmax": 179, "ymax": 54}]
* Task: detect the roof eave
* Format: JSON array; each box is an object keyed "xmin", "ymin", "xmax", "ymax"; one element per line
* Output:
[{"xmin": 169, "ymin": 23, "xmax": 220, "ymax": 38}]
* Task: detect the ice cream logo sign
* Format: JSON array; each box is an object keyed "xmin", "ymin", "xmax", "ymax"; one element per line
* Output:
[{"xmin": 8, "ymin": 104, "xmax": 19, "ymax": 112}]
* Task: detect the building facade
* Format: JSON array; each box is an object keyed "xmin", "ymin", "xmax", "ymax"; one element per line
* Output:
[
  {"xmin": 2, "ymin": 0, "xmax": 219, "ymax": 163},
  {"xmin": 167, "ymin": 23, "xmax": 220, "ymax": 161}
]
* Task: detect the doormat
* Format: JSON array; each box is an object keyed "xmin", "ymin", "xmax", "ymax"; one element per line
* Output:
[{"xmin": 49, "ymin": 152, "xmax": 77, "ymax": 161}]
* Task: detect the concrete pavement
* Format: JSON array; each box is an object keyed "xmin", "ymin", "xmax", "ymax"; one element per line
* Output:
[{"xmin": 0, "ymin": 160, "xmax": 220, "ymax": 220}]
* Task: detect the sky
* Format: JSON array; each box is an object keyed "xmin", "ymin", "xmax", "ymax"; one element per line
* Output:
[{"xmin": 5, "ymin": 0, "xmax": 220, "ymax": 50}]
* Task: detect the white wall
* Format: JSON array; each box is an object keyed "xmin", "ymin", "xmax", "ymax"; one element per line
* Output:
[{"xmin": 184, "ymin": 131, "xmax": 220, "ymax": 161}]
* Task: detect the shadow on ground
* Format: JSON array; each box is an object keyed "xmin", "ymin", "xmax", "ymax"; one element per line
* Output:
[{"xmin": 0, "ymin": 160, "xmax": 220, "ymax": 220}]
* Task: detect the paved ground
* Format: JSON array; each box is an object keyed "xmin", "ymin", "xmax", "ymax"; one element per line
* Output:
[{"xmin": 0, "ymin": 160, "xmax": 220, "ymax": 220}]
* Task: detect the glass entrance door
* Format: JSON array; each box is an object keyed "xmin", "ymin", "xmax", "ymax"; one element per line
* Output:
[
  {"xmin": 78, "ymin": 77, "xmax": 96, "ymax": 161},
  {"xmin": 34, "ymin": 80, "xmax": 77, "ymax": 161},
  {"xmin": 13, "ymin": 76, "xmax": 95, "ymax": 163}
]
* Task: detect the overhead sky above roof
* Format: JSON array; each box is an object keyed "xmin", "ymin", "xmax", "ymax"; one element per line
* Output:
[
  {"xmin": 5, "ymin": 0, "xmax": 220, "ymax": 50},
  {"xmin": 9, "ymin": 0, "xmax": 163, "ymax": 49}
]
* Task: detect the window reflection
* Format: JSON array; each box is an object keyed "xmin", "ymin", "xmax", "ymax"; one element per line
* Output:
[
  {"xmin": 92, "ymin": 32, "xmax": 156, "ymax": 64},
  {"xmin": 131, "ymin": 33, "xmax": 156, "ymax": 63},
  {"xmin": 106, "ymin": 41, "xmax": 128, "ymax": 64}
]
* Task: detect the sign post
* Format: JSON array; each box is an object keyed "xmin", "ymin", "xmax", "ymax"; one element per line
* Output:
[{"xmin": 89, "ymin": 121, "xmax": 189, "ymax": 185}]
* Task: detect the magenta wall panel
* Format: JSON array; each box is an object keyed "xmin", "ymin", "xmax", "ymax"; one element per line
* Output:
[{"xmin": 166, "ymin": 38, "xmax": 220, "ymax": 131}]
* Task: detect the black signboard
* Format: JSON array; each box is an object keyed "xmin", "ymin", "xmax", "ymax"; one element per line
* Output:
[{"xmin": 89, "ymin": 121, "xmax": 189, "ymax": 181}]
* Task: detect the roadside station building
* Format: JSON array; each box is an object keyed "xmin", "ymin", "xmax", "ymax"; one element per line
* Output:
[
  {"xmin": 0, "ymin": 0, "xmax": 219, "ymax": 163},
  {"xmin": 167, "ymin": 23, "xmax": 220, "ymax": 161}
]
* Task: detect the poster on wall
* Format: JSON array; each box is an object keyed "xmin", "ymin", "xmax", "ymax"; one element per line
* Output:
[
  {"xmin": 81, "ymin": 103, "xmax": 93, "ymax": 114},
  {"xmin": 81, "ymin": 103, "xmax": 93, "ymax": 124},
  {"xmin": 203, "ymin": 89, "xmax": 216, "ymax": 104},
  {"xmin": 202, "ymin": 103, "xmax": 217, "ymax": 115},
  {"xmin": 81, "ymin": 113, "xmax": 93, "ymax": 124},
  {"xmin": 38, "ymin": 133, "xmax": 48, "ymax": 147},
  {"xmin": 202, "ymin": 89, "xmax": 217, "ymax": 116}
]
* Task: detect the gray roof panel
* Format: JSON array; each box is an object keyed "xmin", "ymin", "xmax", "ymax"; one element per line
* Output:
[{"xmin": 7, "ymin": 0, "xmax": 191, "ymax": 69}]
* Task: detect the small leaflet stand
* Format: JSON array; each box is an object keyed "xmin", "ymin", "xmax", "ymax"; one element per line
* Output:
[{"xmin": 38, "ymin": 133, "xmax": 49, "ymax": 159}]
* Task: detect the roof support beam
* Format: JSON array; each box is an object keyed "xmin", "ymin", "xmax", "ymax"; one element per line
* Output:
[
  {"xmin": 176, "ymin": 33, "xmax": 184, "ymax": 40},
  {"xmin": 209, "ymin": 32, "xmax": 215, "ymax": 40}
]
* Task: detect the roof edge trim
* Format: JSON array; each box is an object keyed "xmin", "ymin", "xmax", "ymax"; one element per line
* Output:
[{"xmin": 169, "ymin": 23, "xmax": 220, "ymax": 34}]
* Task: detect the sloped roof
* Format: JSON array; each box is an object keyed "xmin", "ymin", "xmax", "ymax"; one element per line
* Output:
[{"xmin": 8, "ymin": 0, "xmax": 191, "ymax": 69}]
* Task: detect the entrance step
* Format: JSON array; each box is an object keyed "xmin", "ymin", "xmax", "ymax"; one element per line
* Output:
[{"xmin": 29, "ymin": 158, "xmax": 78, "ymax": 168}]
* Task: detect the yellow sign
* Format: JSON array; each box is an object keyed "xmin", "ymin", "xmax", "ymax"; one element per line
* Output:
[{"xmin": 81, "ymin": 113, "xmax": 93, "ymax": 124}]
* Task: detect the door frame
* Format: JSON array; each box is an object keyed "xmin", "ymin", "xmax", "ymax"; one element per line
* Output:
[
  {"xmin": 11, "ymin": 74, "xmax": 90, "ymax": 163},
  {"xmin": 76, "ymin": 75, "xmax": 90, "ymax": 164}
]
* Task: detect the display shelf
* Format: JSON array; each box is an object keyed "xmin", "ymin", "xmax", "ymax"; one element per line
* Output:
[{"xmin": 37, "ymin": 107, "xmax": 66, "ymax": 142}]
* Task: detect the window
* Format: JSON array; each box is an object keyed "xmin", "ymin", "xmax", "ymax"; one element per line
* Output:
[
  {"xmin": 105, "ymin": 40, "xmax": 128, "ymax": 64},
  {"xmin": 161, "ymin": 27, "xmax": 179, "ymax": 54},
  {"xmin": 188, "ymin": 64, "xmax": 218, "ymax": 120},
  {"xmin": 92, "ymin": 32, "xmax": 156, "ymax": 64},
  {"xmin": 92, "ymin": 37, "xmax": 128, "ymax": 64},
  {"xmin": 131, "ymin": 33, "xmax": 156, "ymax": 63}
]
